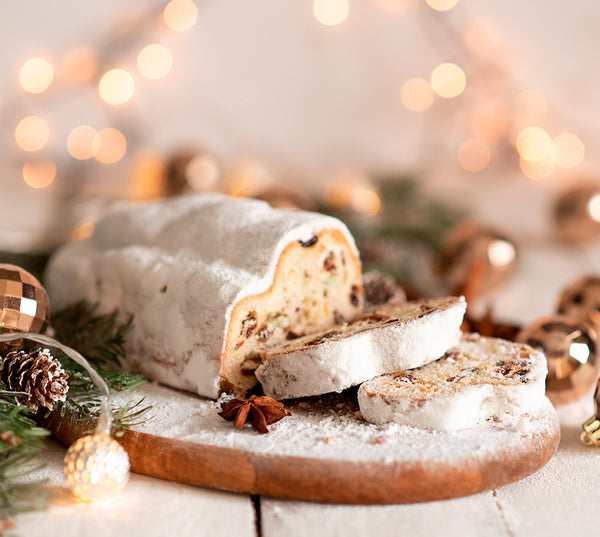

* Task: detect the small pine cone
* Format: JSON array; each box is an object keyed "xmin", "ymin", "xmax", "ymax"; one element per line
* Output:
[{"xmin": 0, "ymin": 349, "xmax": 69, "ymax": 411}]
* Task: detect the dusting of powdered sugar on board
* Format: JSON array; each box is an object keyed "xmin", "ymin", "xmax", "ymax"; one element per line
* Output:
[{"xmin": 111, "ymin": 382, "xmax": 559, "ymax": 464}]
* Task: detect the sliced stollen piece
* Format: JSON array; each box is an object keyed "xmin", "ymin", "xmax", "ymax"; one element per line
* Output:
[
  {"xmin": 256, "ymin": 296, "xmax": 466, "ymax": 400},
  {"xmin": 44, "ymin": 193, "xmax": 363, "ymax": 399},
  {"xmin": 358, "ymin": 333, "xmax": 548, "ymax": 431}
]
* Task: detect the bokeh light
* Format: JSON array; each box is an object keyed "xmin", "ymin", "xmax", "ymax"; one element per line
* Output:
[
  {"xmin": 95, "ymin": 128, "xmax": 127, "ymax": 164},
  {"xmin": 350, "ymin": 184, "xmax": 381, "ymax": 216},
  {"xmin": 19, "ymin": 58, "xmax": 54, "ymax": 94},
  {"xmin": 164, "ymin": 0, "xmax": 198, "ymax": 32},
  {"xmin": 431, "ymin": 63, "xmax": 466, "ymax": 98},
  {"xmin": 471, "ymin": 102, "xmax": 508, "ymax": 142},
  {"xmin": 62, "ymin": 48, "xmax": 97, "ymax": 84},
  {"xmin": 463, "ymin": 20, "xmax": 500, "ymax": 59},
  {"xmin": 516, "ymin": 126, "xmax": 551, "ymax": 163},
  {"xmin": 186, "ymin": 153, "xmax": 221, "ymax": 190},
  {"xmin": 313, "ymin": 0, "xmax": 350, "ymax": 26},
  {"xmin": 587, "ymin": 194, "xmax": 600, "ymax": 223},
  {"xmin": 98, "ymin": 69, "xmax": 135, "ymax": 105},
  {"xmin": 137, "ymin": 44, "xmax": 172, "ymax": 79},
  {"xmin": 22, "ymin": 160, "xmax": 56, "ymax": 189},
  {"xmin": 458, "ymin": 139, "xmax": 491, "ymax": 172},
  {"xmin": 551, "ymin": 132, "xmax": 585, "ymax": 169},
  {"xmin": 67, "ymin": 125, "xmax": 100, "ymax": 160},
  {"xmin": 400, "ymin": 78, "xmax": 434, "ymax": 112},
  {"xmin": 519, "ymin": 155, "xmax": 555, "ymax": 180},
  {"xmin": 487, "ymin": 239, "xmax": 516, "ymax": 267},
  {"xmin": 15, "ymin": 116, "xmax": 49, "ymax": 152},
  {"xmin": 426, "ymin": 0, "xmax": 458, "ymax": 11}
]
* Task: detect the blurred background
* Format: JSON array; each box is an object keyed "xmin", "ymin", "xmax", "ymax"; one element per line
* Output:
[{"xmin": 2, "ymin": 0, "xmax": 600, "ymax": 325}]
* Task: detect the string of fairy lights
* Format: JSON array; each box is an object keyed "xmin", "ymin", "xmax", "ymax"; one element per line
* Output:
[{"xmin": 4, "ymin": 0, "xmax": 593, "ymax": 217}]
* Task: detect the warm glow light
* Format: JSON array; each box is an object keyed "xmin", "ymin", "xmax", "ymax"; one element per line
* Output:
[
  {"xmin": 471, "ymin": 101, "xmax": 507, "ymax": 142},
  {"xmin": 458, "ymin": 139, "xmax": 490, "ymax": 172},
  {"xmin": 313, "ymin": 0, "xmax": 349, "ymax": 26},
  {"xmin": 22, "ymin": 160, "xmax": 56, "ymax": 189},
  {"xmin": 463, "ymin": 21, "xmax": 500, "ymax": 59},
  {"xmin": 226, "ymin": 158, "xmax": 271, "ymax": 197},
  {"xmin": 129, "ymin": 151, "xmax": 166, "ymax": 200},
  {"xmin": 19, "ymin": 58, "xmax": 54, "ymax": 94},
  {"xmin": 513, "ymin": 90, "xmax": 547, "ymax": 124},
  {"xmin": 98, "ymin": 69, "xmax": 135, "ymax": 105},
  {"xmin": 569, "ymin": 342, "xmax": 591, "ymax": 364},
  {"xmin": 62, "ymin": 48, "xmax": 97, "ymax": 84},
  {"xmin": 587, "ymin": 194, "xmax": 600, "ymax": 223},
  {"xmin": 400, "ymin": 78, "xmax": 434, "ymax": 112},
  {"xmin": 431, "ymin": 63, "xmax": 466, "ymax": 98},
  {"xmin": 519, "ymin": 155, "xmax": 554, "ymax": 180},
  {"xmin": 164, "ymin": 0, "xmax": 198, "ymax": 32},
  {"xmin": 516, "ymin": 126, "xmax": 551, "ymax": 163},
  {"xmin": 351, "ymin": 184, "xmax": 381, "ymax": 216},
  {"xmin": 426, "ymin": 0, "xmax": 458, "ymax": 11},
  {"xmin": 67, "ymin": 125, "xmax": 100, "ymax": 160},
  {"xmin": 95, "ymin": 128, "xmax": 127, "ymax": 164},
  {"xmin": 15, "ymin": 116, "xmax": 49, "ymax": 152},
  {"xmin": 487, "ymin": 239, "xmax": 516, "ymax": 267},
  {"xmin": 137, "ymin": 44, "xmax": 172, "ymax": 79},
  {"xmin": 186, "ymin": 154, "xmax": 220, "ymax": 190},
  {"xmin": 551, "ymin": 133, "xmax": 585, "ymax": 169}
]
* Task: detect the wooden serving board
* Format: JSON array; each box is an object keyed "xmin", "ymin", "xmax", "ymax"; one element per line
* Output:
[{"xmin": 48, "ymin": 383, "xmax": 560, "ymax": 505}]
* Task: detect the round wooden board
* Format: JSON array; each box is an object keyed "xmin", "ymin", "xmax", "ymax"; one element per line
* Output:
[{"xmin": 48, "ymin": 383, "xmax": 560, "ymax": 504}]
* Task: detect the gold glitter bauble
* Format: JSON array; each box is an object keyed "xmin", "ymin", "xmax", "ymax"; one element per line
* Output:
[
  {"xmin": 64, "ymin": 433, "xmax": 130, "ymax": 502},
  {"xmin": 553, "ymin": 183, "xmax": 600, "ymax": 242},
  {"xmin": 0, "ymin": 264, "xmax": 50, "ymax": 334},
  {"xmin": 557, "ymin": 275, "xmax": 600, "ymax": 331},
  {"xmin": 438, "ymin": 221, "xmax": 518, "ymax": 297},
  {"xmin": 517, "ymin": 315, "xmax": 598, "ymax": 405}
]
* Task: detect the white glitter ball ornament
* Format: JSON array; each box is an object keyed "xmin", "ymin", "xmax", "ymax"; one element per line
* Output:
[{"xmin": 64, "ymin": 433, "xmax": 130, "ymax": 502}]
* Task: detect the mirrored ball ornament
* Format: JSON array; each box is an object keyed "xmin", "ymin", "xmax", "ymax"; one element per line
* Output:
[
  {"xmin": 0, "ymin": 264, "xmax": 50, "ymax": 334},
  {"xmin": 553, "ymin": 183, "xmax": 600, "ymax": 243},
  {"xmin": 517, "ymin": 315, "xmax": 598, "ymax": 405},
  {"xmin": 64, "ymin": 433, "xmax": 130, "ymax": 502},
  {"xmin": 557, "ymin": 275, "xmax": 600, "ymax": 331}
]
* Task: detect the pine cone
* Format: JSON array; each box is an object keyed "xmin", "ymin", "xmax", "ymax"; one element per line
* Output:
[{"xmin": 0, "ymin": 349, "xmax": 69, "ymax": 411}]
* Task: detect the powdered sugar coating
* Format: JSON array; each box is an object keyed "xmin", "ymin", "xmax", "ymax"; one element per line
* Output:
[
  {"xmin": 111, "ymin": 382, "xmax": 558, "ymax": 464},
  {"xmin": 358, "ymin": 333, "xmax": 548, "ymax": 431},
  {"xmin": 44, "ymin": 193, "xmax": 360, "ymax": 399},
  {"xmin": 256, "ymin": 297, "xmax": 467, "ymax": 399}
]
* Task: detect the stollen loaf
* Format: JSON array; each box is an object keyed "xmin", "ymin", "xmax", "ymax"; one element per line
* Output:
[
  {"xmin": 256, "ymin": 297, "xmax": 466, "ymax": 399},
  {"xmin": 44, "ymin": 193, "xmax": 364, "ymax": 398},
  {"xmin": 357, "ymin": 333, "xmax": 547, "ymax": 431}
]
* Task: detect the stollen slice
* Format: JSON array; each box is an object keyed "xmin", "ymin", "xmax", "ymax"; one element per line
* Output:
[
  {"xmin": 256, "ymin": 296, "xmax": 466, "ymax": 400},
  {"xmin": 357, "ymin": 333, "xmax": 548, "ymax": 431}
]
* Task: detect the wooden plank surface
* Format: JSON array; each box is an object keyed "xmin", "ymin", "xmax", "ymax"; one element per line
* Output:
[{"xmin": 11, "ymin": 440, "xmax": 257, "ymax": 537}]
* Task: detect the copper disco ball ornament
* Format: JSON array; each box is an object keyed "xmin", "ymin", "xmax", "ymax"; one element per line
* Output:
[
  {"xmin": 557, "ymin": 275, "xmax": 600, "ymax": 331},
  {"xmin": 438, "ymin": 221, "xmax": 518, "ymax": 298},
  {"xmin": 553, "ymin": 183, "xmax": 600, "ymax": 243},
  {"xmin": 517, "ymin": 315, "xmax": 598, "ymax": 405},
  {"xmin": 0, "ymin": 264, "xmax": 50, "ymax": 335}
]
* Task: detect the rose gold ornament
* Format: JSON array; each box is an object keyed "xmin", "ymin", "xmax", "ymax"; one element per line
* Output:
[
  {"xmin": 580, "ymin": 378, "xmax": 600, "ymax": 447},
  {"xmin": 0, "ymin": 264, "xmax": 50, "ymax": 334},
  {"xmin": 517, "ymin": 315, "xmax": 598, "ymax": 405},
  {"xmin": 437, "ymin": 221, "xmax": 518, "ymax": 299},
  {"xmin": 553, "ymin": 183, "xmax": 600, "ymax": 243},
  {"xmin": 557, "ymin": 275, "xmax": 600, "ymax": 331}
]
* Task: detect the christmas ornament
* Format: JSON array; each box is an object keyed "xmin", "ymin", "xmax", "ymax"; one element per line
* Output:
[
  {"xmin": 553, "ymin": 183, "xmax": 600, "ymax": 243},
  {"xmin": 0, "ymin": 348, "xmax": 68, "ymax": 411},
  {"xmin": 0, "ymin": 264, "xmax": 50, "ymax": 334},
  {"xmin": 516, "ymin": 315, "xmax": 598, "ymax": 405},
  {"xmin": 437, "ymin": 221, "xmax": 518, "ymax": 299},
  {"xmin": 557, "ymin": 275, "xmax": 600, "ymax": 331},
  {"xmin": 165, "ymin": 149, "xmax": 221, "ymax": 197},
  {"xmin": 580, "ymin": 378, "xmax": 600, "ymax": 447},
  {"xmin": 0, "ymin": 331, "xmax": 130, "ymax": 502}
]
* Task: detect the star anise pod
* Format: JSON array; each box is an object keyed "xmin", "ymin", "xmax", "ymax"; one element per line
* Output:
[{"xmin": 218, "ymin": 395, "xmax": 291, "ymax": 434}]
